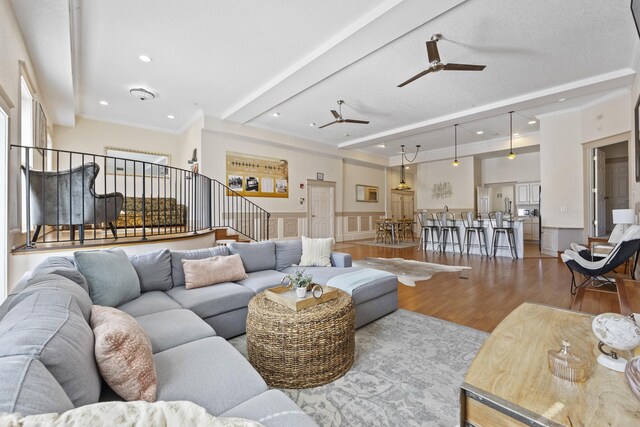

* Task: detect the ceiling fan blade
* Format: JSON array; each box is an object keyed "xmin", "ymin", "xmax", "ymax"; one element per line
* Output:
[
  {"xmin": 331, "ymin": 110, "xmax": 340, "ymax": 119},
  {"xmin": 443, "ymin": 63, "xmax": 486, "ymax": 71},
  {"xmin": 344, "ymin": 119, "xmax": 369, "ymax": 125},
  {"xmin": 397, "ymin": 69, "xmax": 431, "ymax": 87},
  {"xmin": 318, "ymin": 121, "xmax": 338, "ymax": 129},
  {"xmin": 426, "ymin": 40, "xmax": 440, "ymax": 63}
]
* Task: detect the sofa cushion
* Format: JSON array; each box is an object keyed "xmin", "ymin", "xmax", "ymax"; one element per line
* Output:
[
  {"xmin": 31, "ymin": 256, "xmax": 88, "ymax": 293},
  {"xmin": 9, "ymin": 274, "xmax": 93, "ymax": 322},
  {"xmin": 222, "ymin": 390, "xmax": 317, "ymax": 427},
  {"xmin": 170, "ymin": 247, "xmax": 229, "ymax": 288},
  {"xmin": 154, "ymin": 337, "xmax": 268, "ymax": 415},
  {"xmin": 134, "ymin": 309, "xmax": 216, "ymax": 353},
  {"xmin": 236, "ymin": 270, "xmax": 288, "ymax": 294},
  {"xmin": 0, "ymin": 290, "xmax": 101, "ymax": 407},
  {"xmin": 129, "ymin": 249, "xmax": 173, "ymax": 292},
  {"xmin": 228, "ymin": 241, "xmax": 276, "ymax": 273},
  {"xmin": 166, "ymin": 284, "xmax": 255, "ymax": 319},
  {"xmin": 299, "ymin": 236, "xmax": 332, "ymax": 267},
  {"xmin": 183, "ymin": 254, "xmax": 248, "ymax": 289},
  {"xmin": 0, "ymin": 356, "xmax": 74, "ymax": 416},
  {"xmin": 117, "ymin": 291, "xmax": 181, "ymax": 318},
  {"xmin": 91, "ymin": 306, "xmax": 157, "ymax": 402},
  {"xmin": 274, "ymin": 239, "xmax": 302, "ymax": 271},
  {"xmin": 74, "ymin": 248, "xmax": 141, "ymax": 307}
]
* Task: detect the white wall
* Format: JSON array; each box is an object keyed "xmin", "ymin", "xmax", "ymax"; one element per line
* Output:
[
  {"xmin": 539, "ymin": 110, "xmax": 583, "ymax": 228},
  {"xmin": 582, "ymin": 93, "xmax": 631, "ymax": 143},
  {"xmin": 482, "ymin": 151, "xmax": 541, "ymax": 184},
  {"xmin": 416, "ymin": 156, "xmax": 475, "ymax": 210},
  {"xmin": 343, "ymin": 161, "xmax": 385, "ymax": 213}
]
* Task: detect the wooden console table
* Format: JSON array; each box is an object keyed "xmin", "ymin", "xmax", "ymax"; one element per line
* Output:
[{"xmin": 460, "ymin": 303, "xmax": 638, "ymax": 426}]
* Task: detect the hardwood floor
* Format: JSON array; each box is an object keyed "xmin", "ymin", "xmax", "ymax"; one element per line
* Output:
[{"xmin": 334, "ymin": 240, "xmax": 621, "ymax": 333}]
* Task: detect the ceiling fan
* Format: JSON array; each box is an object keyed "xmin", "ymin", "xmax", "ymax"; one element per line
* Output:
[
  {"xmin": 319, "ymin": 100, "xmax": 370, "ymax": 129},
  {"xmin": 398, "ymin": 33, "xmax": 486, "ymax": 88}
]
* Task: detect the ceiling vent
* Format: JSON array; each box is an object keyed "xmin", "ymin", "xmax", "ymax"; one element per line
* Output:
[{"xmin": 129, "ymin": 88, "xmax": 155, "ymax": 101}]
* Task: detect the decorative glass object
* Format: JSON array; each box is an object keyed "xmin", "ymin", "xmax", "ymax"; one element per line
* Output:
[
  {"xmin": 547, "ymin": 340, "xmax": 588, "ymax": 382},
  {"xmin": 625, "ymin": 356, "xmax": 640, "ymax": 401}
]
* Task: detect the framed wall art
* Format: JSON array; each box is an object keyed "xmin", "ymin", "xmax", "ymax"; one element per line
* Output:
[{"xmin": 226, "ymin": 152, "xmax": 288, "ymax": 198}]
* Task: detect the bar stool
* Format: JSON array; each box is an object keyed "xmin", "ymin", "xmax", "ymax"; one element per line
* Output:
[
  {"xmin": 437, "ymin": 211, "xmax": 462, "ymax": 254},
  {"xmin": 489, "ymin": 211, "xmax": 517, "ymax": 259},
  {"xmin": 417, "ymin": 212, "xmax": 440, "ymax": 251},
  {"xmin": 461, "ymin": 212, "xmax": 489, "ymax": 256}
]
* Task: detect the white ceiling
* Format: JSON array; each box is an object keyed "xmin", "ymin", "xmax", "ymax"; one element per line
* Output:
[{"xmin": 11, "ymin": 0, "xmax": 639, "ymax": 160}]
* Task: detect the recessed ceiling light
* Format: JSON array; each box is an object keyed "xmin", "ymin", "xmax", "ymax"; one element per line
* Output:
[
  {"xmin": 139, "ymin": 55, "xmax": 152, "ymax": 63},
  {"xmin": 528, "ymin": 120, "xmax": 537, "ymax": 125},
  {"xmin": 308, "ymin": 122, "xmax": 316, "ymax": 127},
  {"xmin": 476, "ymin": 131, "xmax": 484, "ymax": 135},
  {"xmin": 377, "ymin": 144, "xmax": 386, "ymax": 148},
  {"xmin": 344, "ymin": 133, "xmax": 350, "ymax": 137},
  {"xmin": 405, "ymin": 166, "xmax": 410, "ymax": 170},
  {"xmin": 99, "ymin": 100, "xmax": 109, "ymax": 106},
  {"xmin": 558, "ymin": 98, "xmax": 566, "ymax": 102},
  {"xmin": 272, "ymin": 112, "xmax": 280, "ymax": 117},
  {"xmin": 513, "ymin": 133, "xmax": 519, "ymax": 136},
  {"xmin": 167, "ymin": 115, "xmax": 175, "ymax": 119}
]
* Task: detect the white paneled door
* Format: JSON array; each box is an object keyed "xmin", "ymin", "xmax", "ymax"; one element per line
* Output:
[
  {"xmin": 594, "ymin": 148, "xmax": 607, "ymax": 237},
  {"xmin": 309, "ymin": 184, "xmax": 334, "ymax": 238}
]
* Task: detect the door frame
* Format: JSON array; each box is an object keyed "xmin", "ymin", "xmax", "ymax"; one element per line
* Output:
[
  {"xmin": 306, "ymin": 179, "xmax": 336, "ymax": 238},
  {"xmin": 582, "ymin": 132, "xmax": 630, "ymax": 239}
]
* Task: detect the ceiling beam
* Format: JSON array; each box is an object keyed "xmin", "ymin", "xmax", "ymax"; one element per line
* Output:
[
  {"xmin": 339, "ymin": 68, "xmax": 636, "ymax": 149},
  {"xmin": 221, "ymin": 0, "xmax": 466, "ymax": 123}
]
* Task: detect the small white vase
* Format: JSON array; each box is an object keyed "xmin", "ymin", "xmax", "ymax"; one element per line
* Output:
[{"xmin": 295, "ymin": 287, "xmax": 307, "ymax": 298}]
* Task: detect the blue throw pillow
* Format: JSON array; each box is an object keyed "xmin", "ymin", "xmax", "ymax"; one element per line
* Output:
[{"xmin": 74, "ymin": 248, "xmax": 141, "ymax": 307}]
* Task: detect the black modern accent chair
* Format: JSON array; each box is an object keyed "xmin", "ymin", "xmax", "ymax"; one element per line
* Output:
[
  {"xmin": 561, "ymin": 225, "xmax": 640, "ymax": 295},
  {"xmin": 26, "ymin": 163, "xmax": 124, "ymax": 243}
]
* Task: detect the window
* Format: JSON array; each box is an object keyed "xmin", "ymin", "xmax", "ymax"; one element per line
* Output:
[{"xmin": 20, "ymin": 76, "xmax": 33, "ymax": 233}]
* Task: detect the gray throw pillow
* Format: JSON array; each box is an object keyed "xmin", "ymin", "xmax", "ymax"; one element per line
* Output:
[
  {"xmin": 129, "ymin": 249, "xmax": 173, "ymax": 292},
  {"xmin": 0, "ymin": 356, "xmax": 75, "ymax": 416},
  {"xmin": 0, "ymin": 291, "xmax": 101, "ymax": 407},
  {"xmin": 275, "ymin": 239, "xmax": 303, "ymax": 271},
  {"xmin": 170, "ymin": 247, "xmax": 229, "ymax": 288},
  {"xmin": 32, "ymin": 256, "xmax": 89, "ymax": 293},
  {"xmin": 228, "ymin": 241, "xmax": 277, "ymax": 273},
  {"xmin": 74, "ymin": 248, "xmax": 141, "ymax": 307}
]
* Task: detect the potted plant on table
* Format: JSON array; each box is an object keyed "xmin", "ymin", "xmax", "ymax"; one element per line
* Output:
[{"xmin": 282, "ymin": 269, "xmax": 313, "ymax": 298}]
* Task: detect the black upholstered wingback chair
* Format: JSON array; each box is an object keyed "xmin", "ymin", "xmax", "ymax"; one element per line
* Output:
[{"xmin": 26, "ymin": 162, "xmax": 124, "ymax": 243}]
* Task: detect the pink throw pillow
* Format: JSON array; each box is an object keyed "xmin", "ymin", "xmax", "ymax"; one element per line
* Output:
[
  {"xmin": 182, "ymin": 254, "xmax": 248, "ymax": 289},
  {"xmin": 90, "ymin": 305, "xmax": 157, "ymax": 402}
]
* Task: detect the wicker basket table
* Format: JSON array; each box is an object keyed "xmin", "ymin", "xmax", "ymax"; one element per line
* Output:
[{"xmin": 246, "ymin": 289, "xmax": 355, "ymax": 389}]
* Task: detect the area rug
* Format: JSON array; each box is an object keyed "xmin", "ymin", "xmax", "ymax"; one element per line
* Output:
[
  {"xmin": 352, "ymin": 257, "xmax": 471, "ymax": 286},
  {"xmin": 229, "ymin": 309, "xmax": 488, "ymax": 427}
]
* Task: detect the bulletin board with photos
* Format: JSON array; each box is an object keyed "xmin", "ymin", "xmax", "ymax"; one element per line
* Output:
[{"xmin": 226, "ymin": 151, "xmax": 289, "ymax": 198}]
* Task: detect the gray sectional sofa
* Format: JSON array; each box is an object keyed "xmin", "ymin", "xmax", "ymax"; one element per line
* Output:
[{"xmin": 0, "ymin": 239, "xmax": 398, "ymax": 425}]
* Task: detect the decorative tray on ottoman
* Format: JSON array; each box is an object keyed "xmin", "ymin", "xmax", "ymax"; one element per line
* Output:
[{"xmin": 265, "ymin": 285, "xmax": 338, "ymax": 311}]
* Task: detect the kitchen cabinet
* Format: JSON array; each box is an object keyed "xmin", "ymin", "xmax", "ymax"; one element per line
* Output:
[
  {"xmin": 516, "ymin": 182, "xmax": 540, "ymax": 205},
  {"xmin": 522, "ymin": 216, "xmax": 540, "ymax": 241}
]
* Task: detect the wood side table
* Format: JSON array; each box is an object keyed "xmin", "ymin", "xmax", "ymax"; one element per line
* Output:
[
  {"xmin": 246, "ymin": 290, "xmax": 355, "ymax": 389},
  {"xmin": 460, "ymin": 303, "xmax": 639, "ymax": 426}
]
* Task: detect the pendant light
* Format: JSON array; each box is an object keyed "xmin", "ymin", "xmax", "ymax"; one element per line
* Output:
[
  {"xmin": 507, "ymin": 111, "xmax": 516, "ymax": 160},
  {"xmin": 394, "ymin": 144, "xmax": 420, "ymax": 190},
  {"xmin": 452, "ymin": 124, "xmax": 460, "ymax": 166}
]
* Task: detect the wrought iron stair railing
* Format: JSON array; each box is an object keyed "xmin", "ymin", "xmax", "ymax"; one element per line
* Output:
[{"xmin": 12, "ymin": 145, "xmax": 270, "ymax": 248}]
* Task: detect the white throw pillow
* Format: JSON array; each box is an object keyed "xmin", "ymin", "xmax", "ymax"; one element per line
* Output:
[{"xmin": 299, "ymin": 236, "xmax": 333, "ymax": 267}]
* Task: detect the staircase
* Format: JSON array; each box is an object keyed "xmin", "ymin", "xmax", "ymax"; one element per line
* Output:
[{"xmin": 13, "ymin": 145, "xmax": 271, "ymax": 249}]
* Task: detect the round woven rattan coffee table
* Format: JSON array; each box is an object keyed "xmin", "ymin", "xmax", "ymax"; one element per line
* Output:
[{"xmin": 246, "ymin": 289, "xmax": 355, "ymax": 389}]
